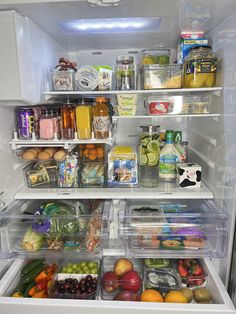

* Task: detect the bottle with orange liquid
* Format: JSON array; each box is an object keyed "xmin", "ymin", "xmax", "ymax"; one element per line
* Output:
[
  {"xmin": 62, "ymin": 100, "xmax": 76, "ymax": 139},
  {"xmin": 93, "ymin": 97, "xmax": 110, "ymax": 139}
]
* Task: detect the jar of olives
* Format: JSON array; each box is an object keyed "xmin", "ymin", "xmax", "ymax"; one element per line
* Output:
[{"xmin": 184, "ymin": 46, "xmax": 217, "ymax": 88}]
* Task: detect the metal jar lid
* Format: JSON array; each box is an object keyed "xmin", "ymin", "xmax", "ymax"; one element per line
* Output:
[
  {"xmin": 116, "ymin": 55, "xmax": 134, "ymax": 64},
  {"xmin": 140, "ymin": 125, "xmax": 160, "ymax": 133}
]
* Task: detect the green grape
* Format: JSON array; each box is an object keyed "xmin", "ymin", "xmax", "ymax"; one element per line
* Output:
[
  {"xmin": 88, "ymin": 261, "xmax": 97, "ymax": 269},
  {"xmin": 80, "ymin": 262, "xmax": 87, "ymax": 268},
  {"xmin": 60, "ymin": 267, "xmax": 67, "ymax": 273},
  {"xmin": 90, "ymin": 268, "xmax": 97, "ymax": 274},
  {"xmin": 83, "ymin": 267, "xmax": 90, "ymax": 274}
]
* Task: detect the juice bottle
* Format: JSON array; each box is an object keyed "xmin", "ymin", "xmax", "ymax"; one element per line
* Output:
[
  {"xmin": 76, "ymin": 99, "xmax": 92, "ymax": 139},
  {"xmin": 93, "ymin": 97, "xmax": 110, "ymax": 139},
  {"xmin": 62, "ymin": 101, "xmax": 76, "ymax": 139}
]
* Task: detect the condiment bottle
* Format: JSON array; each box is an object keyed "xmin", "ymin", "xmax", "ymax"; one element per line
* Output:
[
  {"xmin": 76, "ymin": 98, "xmax": 92, "ymax": 139},
  {"xmin": 93, "ymin": 97, "xmax": 110, "ymax": 139},
  {"xmin": 139, "ymin": 125, "xmax": 160, "ymax": 187},
  {"xmin": 159, "ymin": 130, "xmax": 181, "ymax": 181},
  {"xmin": 39, "ymin": 109, "xmax": 54, "ymax": 140},
  {"xmin": 62, "ymin": 101, "xmax": 76, "ymax": 139}
]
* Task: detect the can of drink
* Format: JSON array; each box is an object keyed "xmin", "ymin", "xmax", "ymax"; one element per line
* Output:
[{"xmin": 16, "ymin": 108, "xmax": 35, "ymax": 139}]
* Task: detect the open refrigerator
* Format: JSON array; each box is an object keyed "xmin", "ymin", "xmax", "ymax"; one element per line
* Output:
[{"xmin": 0, "ymin": 0, "xmax": 236, "ymax": 313}]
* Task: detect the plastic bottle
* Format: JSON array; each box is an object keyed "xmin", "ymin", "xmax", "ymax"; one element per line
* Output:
[
  {"xmin": 174, "ymin": 130, "xmax": 185, "ymax": 163},
  {"xmin": 76, "ymin": 99, "xmax": 92, "ymax": 139},
  {"xmin": 159, "ymin": 130, "xmax": 181, "ymax": 181},
  {"xmin": 93, "ymin": 97, "xmax": 110, "ymax": 139},
  {"xmin": 62, "ymin": 101, "xmax": 76, "ymax": 139}
]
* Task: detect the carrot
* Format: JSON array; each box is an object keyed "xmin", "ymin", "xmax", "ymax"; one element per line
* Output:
[
  {"xmin": 34, "ymin": 270, "xmax": 47, "ymax": 283},
  {"xmin": 32, "ymin": 290, "xmax": 47, "ymax": 298}
]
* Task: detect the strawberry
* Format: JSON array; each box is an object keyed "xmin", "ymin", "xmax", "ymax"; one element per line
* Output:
[
  {"xmin": 177, "ymin": 264, "xmax": 188, "ymax": 277},
  {"xmin": 190, "ymin": 264, "xmax": 204, "ymax": 276}
]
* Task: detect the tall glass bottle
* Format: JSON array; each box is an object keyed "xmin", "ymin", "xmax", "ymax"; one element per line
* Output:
[
  {"xmin": 62, "ymin": 101, "xmax": 75, "ymax": 139},
  {"xmin": 93, "ymin": 97, "xmax": 110, "ymax": 139},
  {"xmin": 159, "ymin": 130, "xmax": 181, "ymax": 181},
  {"xmin": 139, "ymin": 125, "xmax": 160, "ymax": 187}
]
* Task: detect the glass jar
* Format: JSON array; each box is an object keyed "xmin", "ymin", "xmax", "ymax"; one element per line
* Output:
[
  {"xmin": 184, "ymin": 45, "xmax": 217, "ymax": 88},
  {"xmin": 115, "ymin": 56, "xmax": 136, "ymax": 90},
  {"xmin": 139, "ymin": 125, "xmax": 160, "ymax": 187}
]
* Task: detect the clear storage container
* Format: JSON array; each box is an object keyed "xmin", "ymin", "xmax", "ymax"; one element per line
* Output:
[
  {"xmin": 100, "ymin": 256, "xmax": 142, "ymax": 300},
  {"xmin": 49, "ymin": 259, "xmax": 100, "ymax": 299},
  {"xmin": 80, "ymin": 162, "xmax": 106, "ymax": 187},
  {"xmin": 141, "ymin": 64, "xmax": 182, "ymax": 89},
  {"xmin": 119, "ymin": 199, "xmax": 228, "ymax": 258},
  {"xmin": 141, "ymin": 49, "xmax": 170, "ymax": 65},
  {"xmin": 0, "ymin": 199, "xmax": 108, "ymax": 259}
]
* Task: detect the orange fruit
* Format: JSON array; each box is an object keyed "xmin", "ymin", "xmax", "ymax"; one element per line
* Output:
[
  {"xmin": 165, "ymin": 291, "xmax": 188, "ymax": 303},
  {"xmin": 96, "ymin": 147, "xmax": 104, "ymax": 159},
  {"xmin": 85, "ymin": 144, "xmax": 95, "ymax": 149},
  {"xmin": 141, "ymin": 289, "xmax": 164, "ymax": 302}
]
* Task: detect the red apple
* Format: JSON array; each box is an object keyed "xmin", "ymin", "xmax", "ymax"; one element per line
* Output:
[
  {"xmin": 113, "ymin": 290, "xmax": 139, "ymax": 301},
  {"xmin": 102, "ymin": 271, "xmax": 119, "ymax": 292},
  {"xmin": 114, "ymin": 258, "xmax": 134, "ymax": 276},
  {"xmin": 121, "ymin": 270, "xmax": 142, "ymax": 293}
]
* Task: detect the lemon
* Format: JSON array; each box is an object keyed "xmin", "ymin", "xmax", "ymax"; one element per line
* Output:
[
  {"xmin": 165, "ymin": 290, "xmax": 188, "ymax": 303},
  {"xmin": 142, "ymin": 56, "xmax": 155, "ymax": 65}
]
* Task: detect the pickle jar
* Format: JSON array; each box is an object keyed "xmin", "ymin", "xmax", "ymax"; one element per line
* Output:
[{"xmin": 184, "ymin": 45, "xmax": 217, "ymax": 88}]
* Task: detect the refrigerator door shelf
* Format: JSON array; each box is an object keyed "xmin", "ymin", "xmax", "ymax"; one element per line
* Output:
[
  {"xmin": 14, "ymin": 182, "xmax": 214, "ymax": 200},
  {"xmin": 0, "ymin": 258, "xmax": 234, "ymax": 314}
]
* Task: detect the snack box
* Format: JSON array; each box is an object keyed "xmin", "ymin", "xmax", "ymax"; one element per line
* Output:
[
  {"xmin": 107, "ymin": 146, "xmax": 138, "ymax": 187},
  {"xmin": 176, "ymin": 163, "xmax": 202, "ymax": 188},
  {"xmin": 177, "ymin": 37, "xmax": 208, "ymax": 64}
]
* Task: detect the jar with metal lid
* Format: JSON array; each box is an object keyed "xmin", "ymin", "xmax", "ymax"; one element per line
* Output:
[
  {"xmin": 115, "ymin": 55, "xmax": 136, "ymax": 90},
  {"xmin": 139, "ymin": 125, "xmax": 160, "ymax": 187},
  {"xmin": 184, "ymin": 45, "xmax": 217, "ymax": 88}
]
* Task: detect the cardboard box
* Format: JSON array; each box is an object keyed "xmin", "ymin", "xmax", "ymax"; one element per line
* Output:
[{"xmin": 176, "ymin": 163, "xmax": 202, "ymax": 188}]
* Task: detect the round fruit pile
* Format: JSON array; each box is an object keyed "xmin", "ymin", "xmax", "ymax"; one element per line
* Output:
[
  {"xmin": 102, "ymin": 258, "xmax": 142, "ymax": 301},
  {"xmin": 60, "ymin": 261, "xmax": 99, "ymax": 275},
  {"xmin": 140, "ymin": 134, "xmax": 160, "ymax": 167},
  {"xmin": 51, "ymin": 275, "xmax": 97, "ymax": 299}
]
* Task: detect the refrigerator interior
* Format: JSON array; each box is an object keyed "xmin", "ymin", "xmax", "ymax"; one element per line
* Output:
[{"xmin": 0, "ymin": 0, "xmax": 235, "ymax": 313}]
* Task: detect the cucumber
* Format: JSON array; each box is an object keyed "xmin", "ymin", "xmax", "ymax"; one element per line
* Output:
[
  {"xmin": 23, "ymin": 281, "xmax": 35, "ymax": 298},
  {"xmin": 21, "ymin": 259, "xmax": 44, "ymax": 278},
  {"xmin": 21, "ymin": 263, "xmax": 45, "ymax": 286}
]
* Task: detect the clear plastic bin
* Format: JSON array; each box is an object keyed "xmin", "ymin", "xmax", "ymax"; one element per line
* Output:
[
  {"xmin": 141, "ymin": 49, "xmax": 171, "ymax": 65},
  {"xmin": 119, "ymin": 200, "xmax": 228, "ymax": 258},
  {"xmin": 80, "ymin": 162, "xmax": 106, "ymax": 187},
  {"xmin": 49, "ymin": 259, "xmax": 100, "ymax": 299},
  {"xmin": 176, "ymin": 258, "xmax": 207, "ymax": 288},
  {"xmin": 0, "ymin": 199, "xmax": 108, "ymax": 259},
  {"xmin": 100, "ymin": 256, "xmax": 142, "ymax": 301},
  {"xmin": 141, "ymin": 64, "xmax": 182, "ymax": 89}
]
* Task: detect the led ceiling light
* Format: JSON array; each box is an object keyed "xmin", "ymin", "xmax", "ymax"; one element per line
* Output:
[{"xmin": 60, "ymin": 17, "xmax": 161, "ymax": 34}]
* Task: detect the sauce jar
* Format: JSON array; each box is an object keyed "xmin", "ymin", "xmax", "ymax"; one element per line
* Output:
[{"xmin": 184, "ymin": 45, "xmax": 217, "ymax": 88}]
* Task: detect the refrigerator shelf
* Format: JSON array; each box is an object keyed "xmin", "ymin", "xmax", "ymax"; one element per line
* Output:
[
  {"xmin": 43, "ymin": 87, "xmax": 223, "ymax": 98},
  {"xmin": 14, "ymin": 182, "xmax": 214, "ymax": 200},
  {"xmin": 112, "ymin": 113, "xmax": 220, "ymax": 120}
]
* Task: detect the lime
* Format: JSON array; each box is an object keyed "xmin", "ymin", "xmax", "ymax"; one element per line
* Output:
[
  {"xmin": 147, "ymin": 140, "xmax": 159, "ymax": 152},
  {"xmin": 147, "ymin": 152, "xmax": 158, "ymax": 166},
  {"xmin": 159, "ymin": 55, "xmax": 169, "ymax": 64},
  {"xmin": 140, "ymin": 154, "xmax": 148, "ymax": 165},
  {"xmin": 141, "ymin": 137, "xmax": 150, "ymax": 147}
]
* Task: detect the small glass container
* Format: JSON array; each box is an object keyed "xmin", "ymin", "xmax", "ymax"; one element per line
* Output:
[
  {"xmin": 139, "ymin": 125, "xmax": 160, "ymax": 187},
  {"xmin": 39, "ymin": 109, "xmax": 54, "ymax": 140},
  {"xmin": 115, "ymin": 56, "xmax": 136, "ymax": 90},
  {"xmin": 141, "ymin": 49, "xmax": 170, "ymax": 65},
  {"xmin": 184, "ymin": 45, "xmax": 217, "ymax": 88}
]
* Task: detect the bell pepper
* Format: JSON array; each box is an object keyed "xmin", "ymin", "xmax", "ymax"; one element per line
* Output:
[
  {"xmin": 35, "ymin": 279, "xmax": 48, "ymax": 291},
  {"xmin": 32, "ymin": 290, "xmax": 47, "ymax": 298},
  {"xmin": 11, "ymin": 292, "xmax": 23, "ymax": 298},
  {"xmin": 28, "ymin": 286, "xmax": 37, "ymax": 297},
  {"xmin": 34, "ymin": 270, "xmax": 47, "ymax": 283}
]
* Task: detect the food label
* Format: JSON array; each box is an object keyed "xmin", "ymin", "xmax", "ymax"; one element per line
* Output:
[
  {"xmin": 185, "ymin": 58, "xmax": 217, "ymax": 75},
  {"xmin": 53, "ymin": 71, "xmax": 74, "ymax": 91},
  {"xmin": 76, "ymin": 66, "xmax": 99, "ymax": 91},
  {"xmin": 148, "ymin": 101, "xmax": 170, "ymax": 114},
  {"xmin": 159, "ymin": 154, "xmax": 179, "ymax": 176},
  {"xmin": 94, "ymin": 116, "xmax": 110, "ymax": 132}
]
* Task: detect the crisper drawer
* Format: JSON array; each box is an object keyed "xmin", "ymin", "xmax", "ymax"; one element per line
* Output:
[
  {"xmin": 0, "ymin": 258, "xmax": 234, "ymax": 314},
  {"xmin": 119, "ymin": 200, "xmax": 228, "ymax": 258},
  {"xmin": 0, "ymin": 199, "xmax": 110, "ymax": 259}
]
